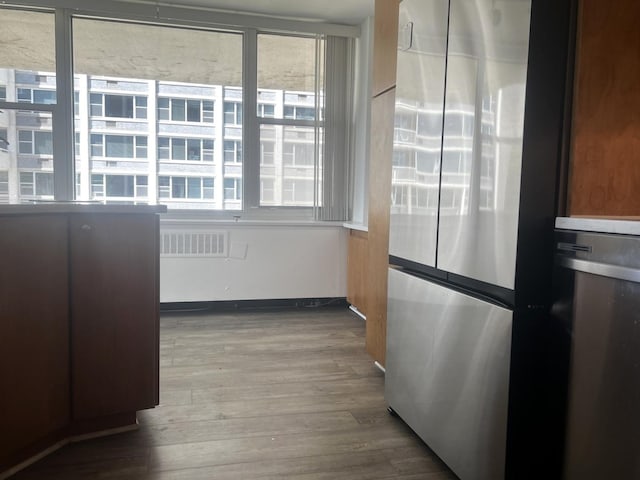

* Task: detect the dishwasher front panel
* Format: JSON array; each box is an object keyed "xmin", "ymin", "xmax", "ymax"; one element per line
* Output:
[
  {"xmin": 555, "ymin": 229, "xmax": 640, "ymax": 480},
  {"xmin": 386, "ymin": 268, "xmax": 512, "ymax": 480}
]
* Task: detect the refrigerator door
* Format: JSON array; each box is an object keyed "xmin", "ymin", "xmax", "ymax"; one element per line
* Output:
[
  {"xmin": 386, "ymin": 268, "xmax": 512, "ymax": 480},
  {"xmin": 389, "ymin": 0, "xmax": 449, "ymax": 268},
  {"xmin": 436, "ymin": 0, "xmax": 532, "ymax": 289}
]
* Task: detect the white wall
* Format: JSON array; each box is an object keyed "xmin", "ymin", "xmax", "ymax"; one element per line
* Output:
[{"xmin": 160, "ymin": 222, "xmax": 348, "ymax": 302}]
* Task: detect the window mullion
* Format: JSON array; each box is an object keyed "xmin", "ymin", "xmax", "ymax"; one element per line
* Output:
[
  {"xmin": 53, "ymin": 8, "xmax": 75, "ymax": 200},
  {"xmin": 242, "ymin": 28, "xmax": 260, "ymax": 211}
]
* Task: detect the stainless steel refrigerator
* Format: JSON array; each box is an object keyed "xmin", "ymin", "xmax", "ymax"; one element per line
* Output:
[{"xmin": 385, "ymin": 0, "xmax": 573, "ymax": 479}]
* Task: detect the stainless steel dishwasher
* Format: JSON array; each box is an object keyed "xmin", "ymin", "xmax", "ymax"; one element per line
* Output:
[{"xmin": 554, "ymin": 218, "xmax": 640, "ymax": 480}]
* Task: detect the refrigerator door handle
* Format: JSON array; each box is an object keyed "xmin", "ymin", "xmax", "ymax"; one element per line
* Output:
[
  {"xmin": 558, "ymin": 257, "xmax": 640, "ymax": 283},
  {"xmin": 398, "ymin": 21, "xmax": 414, "ymax": 51}
]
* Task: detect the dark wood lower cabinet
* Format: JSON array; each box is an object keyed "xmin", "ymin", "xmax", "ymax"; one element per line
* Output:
[
  {"xmin": 70, "ymin": 214, "xmax": 159, "ymax": 420},
  {"xmin": 0, "ymin": 208, "xmax": 162, "ymax": 478},
  {"xmin": 0, "ymin": 216, "xmax": 70, "ymax": 470}
]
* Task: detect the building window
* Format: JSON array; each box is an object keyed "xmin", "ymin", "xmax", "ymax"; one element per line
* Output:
[
  {"xmin": 224, "ymin": 140, "xmax": 242, "ymax": 164},
  {"xmin": 18, "ymin": 130, "xmax": 53, "ymax": 155},
  {"xmin": 90, "ymin": 134, "xmax": 147, "ymax": 158},
  {"xmin": 224, "ymin": 101, "xmax": 242, "ymax": 125},
  {"xmin": 283, "ymin": 142, "xmax": 314, "ymax": 166},
  {"xmin": 0, "ymin": 171, "xmax": 8, "ymax": 196},
  {"xmin": 284, "ymin": 105, "xmax": 316, "ymax": 121},
  {"xmin": 17, "ymin": 87, "xmax": 56, "ymax": 104},
  {"xmin": 91, "ymin": 174, "xmax": 148, "ymax": 198},
  {"xmin": 20, "ymin": 171, "xmax": 53, "ymax": 197},
  {"xmin": 224, "ymin": 177, "xmax": 242, "ymax": 200},
  {"xmin": 89, "ymin": 93, "xmax": 147, "ymax": 119},
  {"xmin": 158, "ymin": 98, "xmax": 214, "ymax": 123},
  {"xmin": 0, "ymin": 86, "xmax": 6, "ymax": 102},
  {"xmin": 283, "ymin": 178, "xmax": 314, "ymax": 205},
  {"xmin": 260, "ymin": 140, "xmax": 274, "ymax": 165},
  {"xmin": 0, "ymin": 128, "xmax": 8, "ymax": 152},
  {"xmin": 158, "ymin": 137, "xmax": 214, "ymax": 162},
  {"xmin": 158, "ymin": 176, "xmax": 214, "ymax": 200},
  {"xmin": 258, "ymin": 103, "xmax": 275, "ymax": 118}
]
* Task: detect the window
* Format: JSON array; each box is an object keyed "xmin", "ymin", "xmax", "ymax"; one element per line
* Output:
[
  {"xmin": 224, "ymin": 102, "xmax": 242, "ymax": 125},
  {"xmin": 0, "ymin": 86, "xmax": 6, "ymax": 101},
  {"xmin": 158, "ymin": 137, "xmax": 214, "ymax": 161},
  {"xmin": 283, "ymin": 179, "xmax": 314, "ymax": 205},
  {"xmin": 258, "ymin": 103, "xmax": 275, "ymax": 118},
  {"xmin": 90, "ymin": 93, "xmax": 147, "ymax": 119},
  {"xmin": 0, "ymin": 128, "xmax": 8, "ymax": 152},
  {"xmin": 0, "ymin": 171, "xmax": 8, "ymax": 197},
  {"xmin": 18, "ymin": 130, "xmax": 53, "ymax": 155},
  {"xmin": 158, "ymin": 98, "xmax": 214, "ymax": 123},
  {"xmin": 257, "ymin": 34, "xmax": 326, "ymax": 209},
  {"xmin": 284, "ymin": 105, "xmax": 316, "ymax": 121},
  {"xmin": 17, "ymin": 88, "xmax": 57, "ymax": 105},
  {"xmin": 283, "ymin": 142, "xmax": 314, "ymax": 166},
  {"xmin": 260, "ymin": 140, "xmax": 274, "ymax": 165},
  {"xmin": 224, "ymin": 177, "xmax": 242, "ymax": 200},
  {"xmin": 91, "ymin": 134, "xmax": 147, "ymax": 158},
  {"xmin": 158, "ymin": 176, "xmax": 214, "ymax": 200},
  {"xmin": 91, "ymin": 174, "xmax": 147, "ymax": 199},
  {"xmin": 2, "ymin": 9, "xmax": 353, "ymax": 214},
  {"xmin": 224, "ymin": 140, "xmax": 242, "ymax": 164},
  {"xmin": 20, "ymin": 171, "xmax": 53, "ymax": 197}
]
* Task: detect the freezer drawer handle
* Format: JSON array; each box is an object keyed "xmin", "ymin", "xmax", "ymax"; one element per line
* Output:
[{"xmin": 558, "ymin": 257, "xmax": 640, "ymax": 283}]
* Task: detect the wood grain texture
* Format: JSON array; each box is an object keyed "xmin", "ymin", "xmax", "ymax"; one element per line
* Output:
[
  {"xmin": 0, "ymin": 216, "xmax": 70, "ymax": 470},
  {"xmin": 70, "ymin": 214, "xmax": 159, "ymax": 420},
  {"xmin": 372, "ymin": 0, "xmax": 401, "ymax": 96},
  {"xmin": 346, "ymin": 229, "xmax": 368, "ymax": 314},
  {"xmin": 12, "ymin": 308, "xmax": 456, "ymax": 480},
  {"xmin": 568, "ymin": 0, "xmax": 640, "ymax": 215},
  {"xmin": 366, "ymin": 89, "xmax": 397, "ymax": 366}
]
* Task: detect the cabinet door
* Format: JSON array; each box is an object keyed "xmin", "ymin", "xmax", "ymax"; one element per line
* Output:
[
  {"xmin": 0, "ymin": 215, "xmax": 69, "ymax": 468},
  {"xmin": 70, "ymin": 214, "xmax": 159, "ymax": 420}
]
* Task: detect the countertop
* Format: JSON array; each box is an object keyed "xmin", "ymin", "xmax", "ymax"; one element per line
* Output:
[
  {"xmin": 0, "ymin": 202, "xmax": 167, "ymax": 215},
  {"xmin": 555, "ymin": 216, "xmax": 640, "ymax": 235}
]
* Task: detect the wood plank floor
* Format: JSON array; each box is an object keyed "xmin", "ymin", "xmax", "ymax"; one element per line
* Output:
[{"xmin": 13, "ymin": 307, "xmax": 457, "ymax": 480}]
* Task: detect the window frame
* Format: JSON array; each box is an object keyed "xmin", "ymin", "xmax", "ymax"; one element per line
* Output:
[{"xmin": 0, "ymin": 4, "xmax": 355, "ymax": 220}]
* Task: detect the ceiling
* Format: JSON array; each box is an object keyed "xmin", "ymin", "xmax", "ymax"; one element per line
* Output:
[{"xmin": 157, "ymin": 0, "xmax": 375, "ymax": 24}]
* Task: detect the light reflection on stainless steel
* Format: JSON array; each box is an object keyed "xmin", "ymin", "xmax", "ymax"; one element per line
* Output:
[
  {"xmin": 385, "ymin": 268, "xmax": 512, "ymax": 480},
  {"xmin": 389, "ymin": 0, "xmax": 449, "ymax": 267},
  {"xmin": 436, "ymin": 0, "xmax": 531, "ymax": 288}
]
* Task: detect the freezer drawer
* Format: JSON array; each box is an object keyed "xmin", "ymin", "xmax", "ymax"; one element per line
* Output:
[{"xmin": 386, "ymin": 268, "xmax": 512, "ymax": 480}]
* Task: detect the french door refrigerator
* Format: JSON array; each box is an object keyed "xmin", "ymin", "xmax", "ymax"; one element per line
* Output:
[{"xmin": 385, "ymin": 1, "xmax": 573, "ymax": 479}]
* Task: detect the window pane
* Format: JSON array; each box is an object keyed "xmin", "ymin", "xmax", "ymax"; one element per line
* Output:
[
  {"xmin": 260, "ymin": 125, "xmax": 317, "ymax": 207},
  {"xmin": 258, "ymin": 34, "xmax": 322, "ymax": 121},
  {"xmin": 74, "ymin": 18, "xmax": 242, "ymax": 209},
  {"xmin": 104, "ymin": 94, "xmax": 134, "ymax": 118},
  {"xmin": 172, "ymin": 138, "xmax": 186, "ymax": 160},
  {"xmin": 34, "ymin": 131, "xmax": 53, "ymax": 155},
  {"xmin": 187, "ymin": 139, "xmax": 201, "ymax": 161},
  {"xmin": 34, "ymin": 172, "xmax": 53, "ymax": 196},
  {"xmin": 33, "ymin": 89, "xmax": 56, "ymax": 105},
  {"xmin": 1, "ymin": 9, "xmax": 56, "ymax": 203},
  {"xmin": 105, "ymin": 135, "xmax": 134, "ymax": 158},
  {"xmin": 187, "ymin": 177, "xmax": 201, "ymax": 198},
  {"xmin": 186, "ymin": 100, "xmax": 200, "ymax": 122},
  {"xmin": 0, "ymin": 9, "xmax": 56, "ymax": 80},
  {"xmin": 172, "ymin": 177, "xmax": 186, "ymax": 198},
  {"xmin": 171, "ymin": 99, "xmax": 185, "ymax": 121}
]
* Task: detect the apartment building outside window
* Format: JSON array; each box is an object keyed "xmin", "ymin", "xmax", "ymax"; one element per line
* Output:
[{"xmin": 0, "ymin": 5, "xmax": 354, "ymax": 218}]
